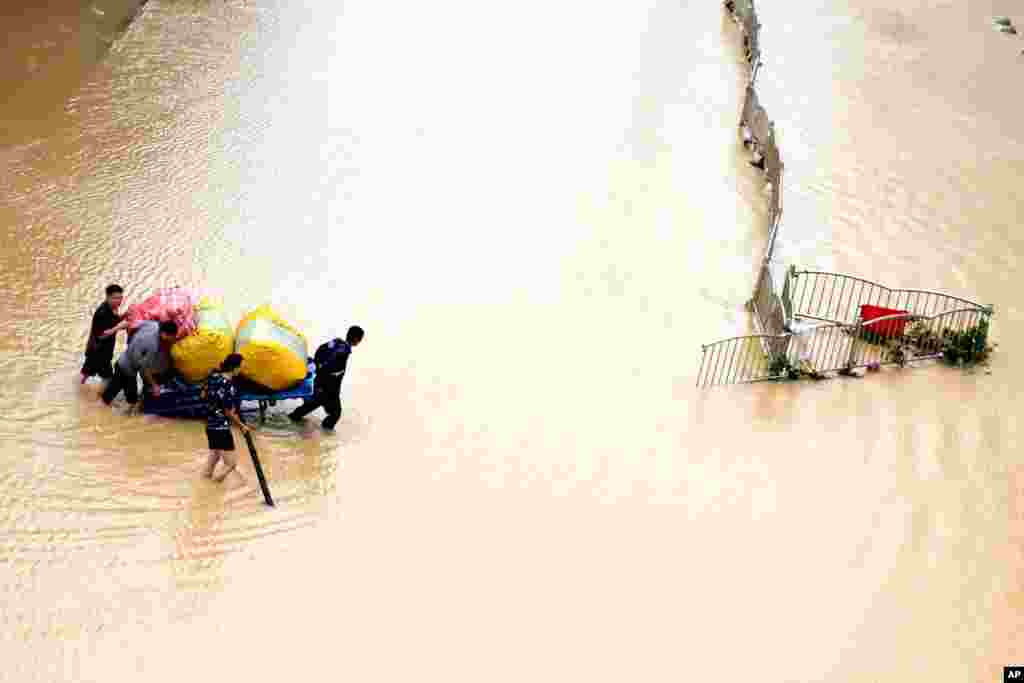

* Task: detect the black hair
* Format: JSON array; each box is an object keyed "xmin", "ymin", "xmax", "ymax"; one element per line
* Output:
[
  {"xmin": 346, "ymin": 325, "xmax": 365, "ymax": 344},
  {"xmin": 158, "ymin": 320, "xmax": 178, "ymax": 336},
  {"xmin": 106, "ymin": 284, "xmax": 124, "ymax": 296},
  {"xmin": 220, "ymin": 353, "xmax": 243, "ymax": 372}
]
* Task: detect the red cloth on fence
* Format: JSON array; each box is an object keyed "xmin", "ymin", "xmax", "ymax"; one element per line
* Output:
[
  {"xmin": 860, "ymin": 304, "xmax": 909, "ymax": 337},
  {"xmin": 123, "ymin": 287, "xmax": 198, "ymax": 340}
]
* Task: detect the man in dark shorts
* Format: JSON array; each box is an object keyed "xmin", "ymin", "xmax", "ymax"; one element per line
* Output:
[
  {"xmin": 101, "ymin": 320, "xmax": 177, "ymax": 406},
  {"xmin": 201, "ymin": 353, "xmax": 249, "ymax": 483},
  {"xmin": 81, "ymin": 284, "xmax": 125, "ymax": 383},
  {"xmin": 289, "ymin": 325, "xmax": 364, "ymax": 431}
]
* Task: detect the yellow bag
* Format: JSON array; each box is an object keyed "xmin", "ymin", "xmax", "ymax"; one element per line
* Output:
[
  {"xmin": 235, "ymin": 305, "xmax": 309, "ymax": 390},
  {"xmin": 170, "ymin": 298, "xmax": 235, "ymax": 383}
]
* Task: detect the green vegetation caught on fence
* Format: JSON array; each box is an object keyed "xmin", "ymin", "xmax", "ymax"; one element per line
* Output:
[{"xmin": 905, "ymin": 318, "xmax": 994, "ymax": 368}]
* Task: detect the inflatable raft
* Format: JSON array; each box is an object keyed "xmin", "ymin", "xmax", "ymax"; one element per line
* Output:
[{"xmin": 142, "ymin": 360, "xmax": 316, "ymax": 422}]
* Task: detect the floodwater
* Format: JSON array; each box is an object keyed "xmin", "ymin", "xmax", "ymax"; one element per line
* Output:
[{"xmin": 0, "ymin": 0, "xmax": 1020, "ymax": 680}]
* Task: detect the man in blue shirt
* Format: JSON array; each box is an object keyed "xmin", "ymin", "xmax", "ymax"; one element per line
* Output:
[{"xmin": 289, "ymin": 325, "xmax": 364, "ymax": 430}]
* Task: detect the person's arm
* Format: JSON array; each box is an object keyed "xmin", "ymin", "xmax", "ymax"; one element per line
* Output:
[
  {"xmin": 226, "ymin": 407, "xmax": 249, "ymax": 433},
  {"xmin": 101, "ymin": 320, "xmax": 130, "ymax": 337},
  {"xmin": 142, "ymin": 367, "xmax": 161, "ymax": 396}
]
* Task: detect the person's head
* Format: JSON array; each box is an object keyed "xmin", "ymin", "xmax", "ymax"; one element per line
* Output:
[
  {"xmin": 220, "ymin": 353, "xmax": 244, "ymax": 376},
  {"xmin": 105, "ymin": 284, "xmax": 124, "ymax": 311},
  {"xmin": 158, "ymin": 320, "xmax": 178, "ymax": 345},
  {"xmin": 346, "ymin": 325, "xmax": 365, "ymax": 347}
]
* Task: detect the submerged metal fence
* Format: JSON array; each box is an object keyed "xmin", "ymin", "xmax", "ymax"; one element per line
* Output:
[
  {"xmin": 739, "ymin": 84, "xmax": 783, "ymax": 247},
  {"xmin": 729, "ymin": 0, "xmax": 786, "ymax": 343},
  {"xmin": 750, "ymin": 262, "xmax": 787, "ymax": 336},
  {"xmin": 716, "ymin": 0, "xmax": 793, "ymax": 386},
  {"xmin": 701, "ymin": 0, "xmax": 995, "ymax": 388},
  {"xmin": 725, "ymin": 0, "xmax": 761, "ymax": 81},
  {"xmin": 697, "ymin": 334, "xmax": 789, "ymax": 387},
  {"xmin": 697, "ymin": 306, "xmax": 993, "ymax": 387},
  {"xmin": 789, "ymin": 307, "xmax": 992, "ymax": 373},
  {"xmin": 786, "ymin": 268, "xmax": 989, "ymax": 324},
  {"xmin": 728, "ymin": 0, "xmax": 783, "ymax": 258}
]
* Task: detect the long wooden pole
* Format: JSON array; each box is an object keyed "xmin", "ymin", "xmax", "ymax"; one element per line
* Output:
[{"xmin": 241, "ymin": 422, "xmax": 275, "ymax": 507}]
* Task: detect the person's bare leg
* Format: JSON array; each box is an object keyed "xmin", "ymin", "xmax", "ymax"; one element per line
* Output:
[
  {"xmin": 213, "ymin": 450, "xmax": 244, "ymax": 483},
  {"xmin": 202, "ymin": 450, "xmax": 220, "ymax": 478}
]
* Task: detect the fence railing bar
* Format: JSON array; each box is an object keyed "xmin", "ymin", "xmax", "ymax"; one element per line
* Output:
[
  {"xmin": 790, "ymin": 271, "xmax": 987, "ymax": 311},
  {"xmin": 728, "ymin": 338, "xmax": 744, "ymax": 384},
  {"xmin": 826, "ymin": 273, "xmax": 839, "ymax": 321}
]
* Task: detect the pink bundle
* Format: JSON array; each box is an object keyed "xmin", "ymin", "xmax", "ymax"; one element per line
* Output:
[{"xmin": 124, "ymin": 287, "xmax": 198, "ymax": 340}]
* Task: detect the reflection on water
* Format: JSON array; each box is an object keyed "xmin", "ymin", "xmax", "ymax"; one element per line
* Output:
[{"xmin": 1, "ymin": 0, "xmax": 1021, "ymax": 680}]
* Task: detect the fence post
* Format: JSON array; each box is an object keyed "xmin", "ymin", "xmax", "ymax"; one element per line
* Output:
[
  {"xmin": 844, "ymin": 321, "xmax": 861, "ymax": 372},
  {"xmin": 696, "ymin": 345, "xmax": 707, "ymax": 387},
  {"xmin": 747, "ymin": 264, "xmax": 763, "ymax": 315},
  {"xmin": 781, "ymin": 264, "xmax": 795, "ymax": 324}
]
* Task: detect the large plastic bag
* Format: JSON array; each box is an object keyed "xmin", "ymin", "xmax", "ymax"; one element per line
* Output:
[
  {"xmin": 234, "ymin": 305, "xmax": 308, "ymax": 390},
  {"xmin": 170, "ymin": 298, "xmax": 235, "ymax": 383},
  {"xmin": 124, "ymin": 287, "xmax": 198, "ymax": 340}
]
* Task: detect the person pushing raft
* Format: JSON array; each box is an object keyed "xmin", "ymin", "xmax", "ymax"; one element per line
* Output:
[
  {"xmin": 81, "ymin": 284, "xmax": 126, "ymax": 383},
  {"xmin": 289, "ymin": 325, "xmax": 364, "ymax": 431},
  {"xmin": 102, "ymin": 320, "xmax": 178, "ymax": 406},
  {"xmin": 202, "ymin": 353, "xmax": 250, "ymax": 483}
]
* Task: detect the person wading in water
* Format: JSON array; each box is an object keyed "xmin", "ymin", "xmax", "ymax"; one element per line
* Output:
[
  {"xmin": 81, "ymin": 284, "xmax": 126, "ymax": 384},
  {"xmin": 202, "ymin": 353, "xmax": 250, "ymax": 483},
  {"xmin": 101, "ymin": 320, "xmax": 177, "ymax": 407},
  {"xmin": 289, "ymin": 325, "xmax": 364, "ymax": 431}
]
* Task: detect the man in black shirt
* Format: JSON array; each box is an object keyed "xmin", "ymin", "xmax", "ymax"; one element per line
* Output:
[
  {"xmin": 289, "ymin": 325, "xmax": 364, "ymax": 430},
  {"xmin": 81, "ymin": 284, "xmax": 125, "ymax": 384}
]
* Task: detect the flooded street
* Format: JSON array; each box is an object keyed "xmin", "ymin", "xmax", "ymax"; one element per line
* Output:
[{"xmin": 1, "ymin": 0, "xmax": 1021, "ymax": 680}]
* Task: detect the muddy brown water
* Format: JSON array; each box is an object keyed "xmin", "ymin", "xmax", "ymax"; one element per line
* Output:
[{"xmin": 1, "ymin": 0, "xmax": 1021, "ymax": 680}]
